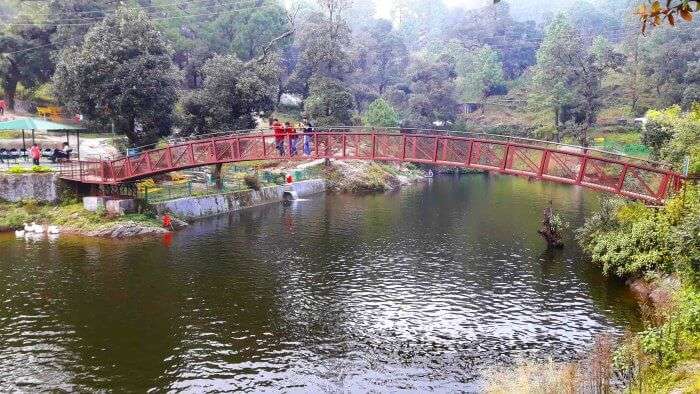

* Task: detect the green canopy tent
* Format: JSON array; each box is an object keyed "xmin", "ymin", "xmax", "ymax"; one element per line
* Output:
[{"xmin": 0, "ymin": 118, "xmax": 85, "ymax": 158}]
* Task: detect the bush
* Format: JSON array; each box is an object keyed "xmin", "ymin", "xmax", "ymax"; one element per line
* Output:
[
  {"xmin": 244, "ymin": 174, "xmax": 261, "ymax": 191},
  {"xmin": 31, "ymin": 165, "xmax": 53, "ymax": 173},
  {"xmin": 577, "ymin": 186, "xmax": 700, "ymax": 280},
  {"xmin": 6, "ymin": 166, "xmax": 27, "ymax": 174},
  {"xmin": 644, "ymin": 106, "xmax": 700, "ymax": 172}
]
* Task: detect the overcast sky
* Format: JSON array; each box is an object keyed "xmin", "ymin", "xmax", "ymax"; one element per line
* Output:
[{"xmin": 375, "ymin": 0, "xmax": 493, "ymax": 19}]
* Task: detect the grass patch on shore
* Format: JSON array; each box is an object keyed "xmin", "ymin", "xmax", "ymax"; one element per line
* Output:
[{"xmin": 0, "ymin": 200, "xmax": 162, "ymax": 233}]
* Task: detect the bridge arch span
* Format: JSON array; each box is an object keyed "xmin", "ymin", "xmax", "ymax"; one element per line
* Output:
[{"xmin": 59, "ymin": 128, "xmax": 685, "ymax": 204}]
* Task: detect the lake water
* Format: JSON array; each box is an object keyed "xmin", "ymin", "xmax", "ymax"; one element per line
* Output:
[{"xmin": 0, "ymin": 175, "xmax": 642, "ymax": 392}]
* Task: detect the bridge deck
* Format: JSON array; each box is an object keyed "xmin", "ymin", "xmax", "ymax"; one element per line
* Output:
[{"xmin": 59, "ymin": 130, "xmax": 684, "ymax": 204}]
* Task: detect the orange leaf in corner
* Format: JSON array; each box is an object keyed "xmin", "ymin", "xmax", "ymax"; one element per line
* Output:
[
  {"xmin": 638, "ymin": 4, "xmax": 648, "ymax": 16},
  {"xmin": 652, "ymin": 1, "xmax": 661, "ymax": 14},
  {"xmin": 668, "ymin": 12, "xmax": 675, "ymax": 25},
  {"xmin": 680, "ymin": 9, "xmax": 693, "ymax": 21}
]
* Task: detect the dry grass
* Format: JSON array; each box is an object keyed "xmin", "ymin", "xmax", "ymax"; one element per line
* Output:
[{"xmin": 485, "ymin": 335, "xmax": 616, "ymax": 394}]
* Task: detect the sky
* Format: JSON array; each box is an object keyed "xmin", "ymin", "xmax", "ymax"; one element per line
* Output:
[{"xmin": 375, "ymin": 0, "xmax": 493, "ymax": 19}]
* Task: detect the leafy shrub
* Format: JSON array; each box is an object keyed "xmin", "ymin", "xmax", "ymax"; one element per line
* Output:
[
  {"xmin": 31, "ymin": 165, "xmax": 53, "ymax": 173},
  {"xmin": 577, "ymin": 186, "xmax": 700, "ymax": 279},
  {"xmin": 243, "ymin": 174, "xmax": 261, "ymax": 191},
  {"xmin": 1, "ymin": 210, "xmax": 30, "ymax": 230},
  {"xmin": 20, "ymin": 198, "xmax": 41, "ymax": 215},
  {"xmin": 6, "ymin": 166, "xmax": 27, "ymax": 174},
  {"xmin": 644, "ymin": 106, "xmax": 700, "ymax": 173}
]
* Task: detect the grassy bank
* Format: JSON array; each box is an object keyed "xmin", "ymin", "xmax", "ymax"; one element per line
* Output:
[
  {"xmin": 322, "ymin": 160, "xmax": 424, "ymax": 193},
  {"xmin": 0, "ymin": 199, "xmax": 163, "ymax": 234},
  {"xmin": 486, "ymin": 185, "xmax": 700, "ymax": 392}
]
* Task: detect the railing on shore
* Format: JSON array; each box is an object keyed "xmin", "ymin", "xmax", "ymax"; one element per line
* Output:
[{"xmin": 59, "ymin": 129, "xmax": 686, "ymax": 204}]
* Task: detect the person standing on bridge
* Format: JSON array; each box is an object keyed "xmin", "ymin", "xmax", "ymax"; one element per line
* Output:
[
  {"xmin": 302, "ymin": 117, "xmax": 313, "ymax": 156},
  {"xmin": 273, "ymin": 118, "xmax": 285, "ymax": 156},
  {"xmin": 285, "ymin": 121, "xmax": 298, "ymax": 156}
]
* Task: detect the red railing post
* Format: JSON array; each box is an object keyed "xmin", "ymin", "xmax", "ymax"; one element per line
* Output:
[
  {"xmin": 145, "ymin": 152, "xmax": 154, "ymax": 174},
  {"xmin": 538, "ymin": 150, "xmax": 550, "ymax": 177},
  {"xmin": 501, "ymin": 145, "xmax": 511, "ymax": 171},
  {"xmin": 166, "ymin": 146, "xmax": 174, "ymax": 168},
  {"xmin": 342, "ymin": 134, "xmax": 347, "ymax": 158},
  {"xmin": 125, "ymin": 157, "xmax": 133, "ymax": 178},
  {"xmin": 657, "ymin": 173, "xmax": 671, "ymax": 200},
  {"xmin": 616, "ymin": 164, "xmax": 629, "ymax": 192},
  {"xmin": 187, "ymin": 144, "xmax": 195, "ymax": 165},
  {"xmin": 210, "ymin": 140, "xmax": 217, "ymax": 162},
  {"xmin": 576, "ymin": 157, "xmax": 588, "ymax": 185},
  {"xmin": 371, "ymin": 134, "xmax": 376, "ymax": 160},
  {"xmin": 441, "ymin": 138, "xmax": 447, "ymax": 162},
  {"xmin": 466, "ymin": 140, "xmax": 473, "ymax": 166},
  {"xmin": 432, "ymin": 136, "xmax": 439, "ymax": 162},
  {"xmin": 402, "ymin": 134, "xmax": 407, "ymax": 161},
  {"xmin": 79, "ymin": 161, "xmax": 84, "ymax": 182}
]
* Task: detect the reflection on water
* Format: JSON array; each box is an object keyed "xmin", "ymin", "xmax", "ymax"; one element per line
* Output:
[{"xmin": 0, "ymin": 174, "xmax": 641, "ymax": 391}]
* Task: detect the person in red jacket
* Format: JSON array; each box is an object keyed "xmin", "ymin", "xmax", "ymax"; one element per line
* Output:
[
  {"xmin": 29, "ymin": 143, "xmax": 41, "ymax": 165},
  {"xmin": 272, "ymin": 118, "xmax": 285, "ymax": 156},
  {"xmin": 285, "ymin": 121, "xmax": 298, "ymax": 156}
]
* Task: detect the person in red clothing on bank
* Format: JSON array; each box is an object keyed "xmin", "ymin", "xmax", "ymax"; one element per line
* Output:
[
  {"xmin": 272, "ymin": 118, "xmax": 285, "ymax": 156},
  {"xmin": 29, "ymin": 143, "xmax": 41, "ymax": 165}
]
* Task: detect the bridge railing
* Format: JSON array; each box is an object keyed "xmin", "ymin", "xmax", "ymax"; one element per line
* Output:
[
  {"xmin": 59, "ymin": 131, "xmax": 685, "ymax": 204},
  {"xmin": 109, "ymin": 126, "xmax": 673, "ymax": 172}
]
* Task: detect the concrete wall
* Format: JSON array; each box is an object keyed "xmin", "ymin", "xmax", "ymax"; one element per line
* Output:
[
  {"xmin": 0, "ymin": 173, "xmax": 60, "ymax": 203},
  {"xmin": 154, "ymin": 179, "xmax": 326, "ymax": 220},
  {"xmin": 287, "ymin": 179, "xmax": 326, "ymax": 198}
]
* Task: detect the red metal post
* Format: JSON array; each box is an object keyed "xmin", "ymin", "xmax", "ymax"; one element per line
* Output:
[
  {"xmin": 466, "ymin": 140, "xmax": 473, "ymax": 166},
  {"xmin": 371, "ymin": 134, "xmax": 376, "ymax": 160},
  {"xmin": 342, "ymin": 134, "xmax": 347, "ymax": 158},
  {"xmin": 210, "ymin": 140, "xmax": 217, "ymax": 162},
  {"xmin": 166, "ymin": 146, "xmax": 174, "ymax": 168},
  {"xmin": 576, "ymin": 157, "xmax": 588, "ymax": 185},
  {"xmin": 657, "ymin": 173, "xmax": 671, "ymax": 200},
  {"xmin": 187, "ymin": 144, "xmax": 195, "ymax": 165},
  {"xmin": 262, "ymin": 135, "xmax": 267, "ymax": 159},
  {"xmin": 538, "ymin": 150, "xmax": 550, "ymax": 177},
  {"xmin": 402, "ymin": 135, "xmax": 407, "ymax": 161},
  {"xmin": 616, "ymin": 164, "xmax": 629, "ymax": 192},
  {"xmin": 432, "ymin": 136, "xmax": 439, "ymax": 162},
  {"xmin": 441, "ymin": 138, "xmax": 447, "ymax": 162},
  {"xmin": 501, "ymin": 145, "xmax": 511, "ymax": 171}
]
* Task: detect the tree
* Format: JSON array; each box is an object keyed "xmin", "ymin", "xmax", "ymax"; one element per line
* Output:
[
  {"xmin": 288, "ymin": 1, "xmax": 352, "ymax": 96},
  {"xmin": 53, "ymin": 7, "xmax": 180, "ymax": 145},
  {"xmin": 304, "ymin": 76, "xmax": 355, "ymax": 126},
  {"xmin": 0, "ymin": 21, "xmax": 55, "ymax": 110},
  {"xmin": 349, "ymin": 19, "xmax": 408, "ymax": 109},
  {"xmin": 530, "ymin": 15, "xmax": 622, "ymax": 145},
  {"xmin": 402, "ymin": 57, "xmax": 458, "ymax": 128},
  {"xmin": 363, "ymin": 98, "xmax": 399, "ymax": 127},
  {"xmin": 179, "ymin": 54, "xmax": 280, "ymax": 133},
  {"xmin": 447, "ymin": 2, "xmax": 542, "ymax": 80},
  {"xmin": 641, "ymin": 22, "xmax": 700, "ymax": 108},
  {"xmin": 449, "ymin": 44, "xmax": 505, "ymax": 103}
]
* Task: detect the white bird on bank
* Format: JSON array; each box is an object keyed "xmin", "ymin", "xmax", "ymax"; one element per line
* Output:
[{"xmin": 15, "ymin": 230, "xmax": 25, "ymax": 237}]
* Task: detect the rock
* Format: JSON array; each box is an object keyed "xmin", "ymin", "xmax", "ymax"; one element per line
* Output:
[{"xmin": 86, "ymin": 222, "xmax": 168, "ymax": 238}]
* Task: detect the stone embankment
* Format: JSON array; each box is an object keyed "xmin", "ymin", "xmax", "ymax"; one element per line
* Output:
[
  {"xmin": 154, "ymin": 179, "xmax": 326, "ymax": 220},
  {"xmin": 0, "ymin": 173, "xmax": 60, "ymax": 203}
]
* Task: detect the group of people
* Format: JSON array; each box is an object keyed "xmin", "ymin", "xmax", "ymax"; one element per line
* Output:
[
  {"xmin": 27, "ymin": 142, "xmax": 71, "ymax": 165},
  {"xmin": 271, "ymin": 117, "xmax": 314, "ymax": 157}
]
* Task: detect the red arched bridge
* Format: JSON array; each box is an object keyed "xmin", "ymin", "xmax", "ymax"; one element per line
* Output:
[{"xmin": 59, "ymin": 128, "xmax": 685, "ymax": 203}]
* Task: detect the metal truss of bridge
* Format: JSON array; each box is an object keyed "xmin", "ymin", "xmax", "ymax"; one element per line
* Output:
[{"xmin": 59, "ymin": 128, "xmax": 685, "ymax": 204}]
